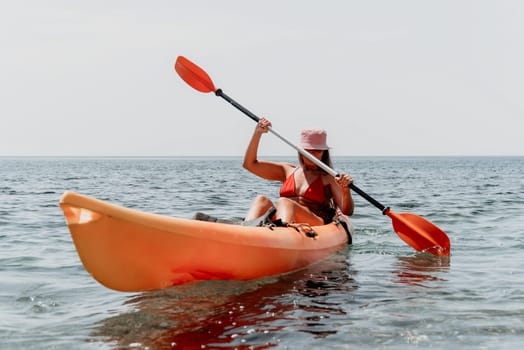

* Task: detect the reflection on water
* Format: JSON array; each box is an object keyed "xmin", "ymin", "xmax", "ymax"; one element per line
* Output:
[
  {"xmin": 393, "ymin": 253, "xmax": 450, "ymax": 288},
  {"xmin": 93, "ymin": 250, "xmax": 357, "ymax": 349}
]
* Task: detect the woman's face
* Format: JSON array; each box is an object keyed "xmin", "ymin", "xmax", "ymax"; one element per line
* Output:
[
  {"xmin": 302, "ymin": 150, "xmax": 324, "ymax": 169},
  {"xmin": 305, "ymin": 149, "xmax": 324, "ymax": 160}
]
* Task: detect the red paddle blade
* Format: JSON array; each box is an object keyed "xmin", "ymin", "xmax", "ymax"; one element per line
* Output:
[
  {"xmin": 175, "ymin": 56, "xmax": 216, "ymax": 93},
  {"xmin": 386, "ymin": 211, "xmax": 450, "ymax": 256}
]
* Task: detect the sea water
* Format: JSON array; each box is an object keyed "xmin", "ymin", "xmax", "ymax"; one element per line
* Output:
[{"xmin": 0, "ymin": 156, "xmax": 523, "ymax": 349}]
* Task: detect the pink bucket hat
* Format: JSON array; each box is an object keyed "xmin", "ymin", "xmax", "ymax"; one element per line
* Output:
[{"xmin": 300, "ymin": 129, "xmax": 329, "ymax": 150}]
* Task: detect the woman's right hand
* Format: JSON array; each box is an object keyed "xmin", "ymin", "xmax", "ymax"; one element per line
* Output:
[{"xmin": 256, "ymin": 117, "xmax": 271, "ymax": 134}]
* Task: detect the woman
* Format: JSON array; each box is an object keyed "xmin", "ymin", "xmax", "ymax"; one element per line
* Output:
[{"xmin": 243, "ymin": 117, "xmax": 354, "ymax": 226}]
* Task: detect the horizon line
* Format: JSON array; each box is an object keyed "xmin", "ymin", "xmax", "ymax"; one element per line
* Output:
[{"xmin": 1, "ymin": 154, "xmax": 523, "ymax": 159}]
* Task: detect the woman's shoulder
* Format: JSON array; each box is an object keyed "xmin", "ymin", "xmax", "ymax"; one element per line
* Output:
[
  {"xmin": 258, "ymin": 161, "xmax": 297, "ymax": 181},
  {"xmin": 321, "ymin": 172, "xmax": 337, "ymax": 185},
  {"xmin": 282, "ymin": 163, "xmax": 297, "ymax": 175}
]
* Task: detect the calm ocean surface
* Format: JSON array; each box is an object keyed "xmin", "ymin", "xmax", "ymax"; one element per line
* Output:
[{"xmin": 1, "ymin": 156, "xmax": 523, "ymax": 349}]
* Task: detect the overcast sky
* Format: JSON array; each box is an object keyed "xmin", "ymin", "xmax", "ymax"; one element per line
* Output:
[{"xmin": 1, "ymin": 0, "xmax": 523, "ymax": 156}]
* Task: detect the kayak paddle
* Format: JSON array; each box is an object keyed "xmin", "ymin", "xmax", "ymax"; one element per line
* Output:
[{"xmin": 174, "ymin": 56, "xmax": 451, "ymax": 257}]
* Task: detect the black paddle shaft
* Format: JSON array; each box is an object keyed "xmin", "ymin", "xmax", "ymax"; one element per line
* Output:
[
  {"xmin": 216, "ymin": 88, "xmax": 390, "ymax": 215},
  {"xmin": 349, "ymin": 183, "xmax": 388, "ymax": 214},
  {"xmin": 216, "ymin": 89, "xmax": 260, "ymax": 123}
]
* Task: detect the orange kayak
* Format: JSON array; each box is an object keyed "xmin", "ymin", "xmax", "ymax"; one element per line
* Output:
[{"xmin": 59, "ymin": 191, "xmax": 353, "ymax": 292}]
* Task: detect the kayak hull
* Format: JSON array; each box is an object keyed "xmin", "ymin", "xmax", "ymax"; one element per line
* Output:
[{"xmin": 59, "ymin": 191, "xmax": 353, "ymax": 292}]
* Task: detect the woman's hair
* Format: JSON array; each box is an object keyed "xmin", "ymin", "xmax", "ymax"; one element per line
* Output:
[{"xmin": 298, "ymin": 150, "xmax": 333, "ymax": 172}]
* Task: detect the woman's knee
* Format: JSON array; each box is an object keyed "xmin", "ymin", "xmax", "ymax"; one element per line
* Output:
[
  {"xmin": 276, "ymin": 197, "xmax": 294, "ymax": 208},
  {"xmin": 253, "ymin": 195, "xmax": 273, "ymax": 208},
  {"xmin": 245, "ymin": 195, "xmax": 274, "ymax": 220}
]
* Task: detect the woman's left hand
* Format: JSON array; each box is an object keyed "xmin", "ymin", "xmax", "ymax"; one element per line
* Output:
[{"xmin": 336, "ymin": 173, "xmax": 353, "ymax": 188}]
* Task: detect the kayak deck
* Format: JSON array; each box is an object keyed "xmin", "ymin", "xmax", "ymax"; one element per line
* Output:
[{"xmin": 59, "ymin": 191, "xmax": 353, "ymax": 292}]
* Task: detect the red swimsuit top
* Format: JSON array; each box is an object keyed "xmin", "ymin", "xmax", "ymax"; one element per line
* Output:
[{"xmin": 279, "ymin": 168, "xmax": 326, "ymax": 203}]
